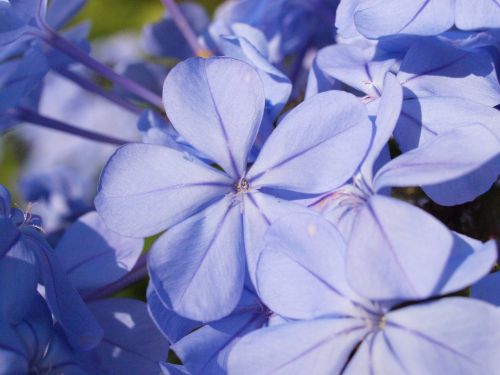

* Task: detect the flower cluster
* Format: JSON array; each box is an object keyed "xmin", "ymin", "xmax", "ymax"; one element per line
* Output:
[{"xmin": 1, "ymin": 0, "xmax": 499, "ymax": 374}]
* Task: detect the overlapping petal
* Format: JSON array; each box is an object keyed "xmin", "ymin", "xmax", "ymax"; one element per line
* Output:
[
  {"xmin": 163, "ymin": 57, "xmax": 265, "ymax": 178},
  {"xmin": 247, "ymin": 91, "xmax": 372, "ymax": 193},
  {"xmin": 148, "ymin": 198, "xmax": 245, "ymax": 322},
  {"xmin": 95, "ymin": 143, "xmax": 232, "ymax": 237},
  {"xmin": 346, "ymin": 195, "xmax": 454, "ymax": 300},
  {"xmin": 56, "ymin": 211, "xmax": 143, "ymax": 294}
]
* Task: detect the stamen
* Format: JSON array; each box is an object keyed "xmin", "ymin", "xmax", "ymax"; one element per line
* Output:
[{"xmin": 235, "ymin": 178, "xmax": 250, "ymax": 193}]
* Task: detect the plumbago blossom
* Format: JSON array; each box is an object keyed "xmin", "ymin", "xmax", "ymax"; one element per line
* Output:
[
  {"xmin": 228, "ymin": 213, "xmax": 500, "ymax": 374},
  {"xmin": 1, "ymin": 0, "xmax": 500, "ymax": 374},
  {"xmin": 96, "ymin": 56, "xmax": 372, "ymax": 321}
]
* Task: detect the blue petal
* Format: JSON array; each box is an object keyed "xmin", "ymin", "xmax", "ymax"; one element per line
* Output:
[
  {"xmin": 315, "ymin": 44, "xmax": 396, "ymax": 98},
  {"xmin": 346, "ymin": 195, "xmax": 454, "ymax": 300},
  {"xmin": 25, "ymin": 234, "xmax": 103, "ymax": 351},
  {"xmin": 247, "ymin": 91, "xmax": 372, "ymax": 193},
  {"xmin": 374, "ymin": 125, "xmax": 500, "ymax": 191},
  {"xmin": 95, "ymin": 143, "xmax": 233, "ymax": 237},
  {"xmin": 353, "ymin": 0, "xmax": 454, "ymax": 38},
  {"xmin": 0, "ymin": 238, "xmax": 38, "ymax": 324},
  {"xmin": 434, "ymin": 235, "xmax": 497, "ymax": 296},
  {"xmin": 455, "ymin": 0, "xmax": 500, "ymax": 31},
  {"xmin": 148, "ymin": 198, "xmax": 245, "ymax": 322},
  {"xmin": 0, "ymin": 184, "xmax": 11, "ymax": 216},
  {"xmin": 160, "ymin": 363, "xmax": 190, "ymax": 375},
  {"xmin": 398, "ymin": 38, "xmax": 500, "ymax": 106},
  {"xmin": 163, "ymin": 57, "xmax": 265, "ymax": 178},
  {"xmin": 242, "ymin": 191, "xmax": 313, "ymax": 284},
  {"xmin": 0, "ymin": 217, "xmax": 20, "ymax": 258},
  {"xmin": 219, "ymin": 23, "xmax": 292, "ymax": 119},
  {"xmin": 384, "ymin": 297, "xmax": 500, "ymax": 374},
  {"xmin": 395, "ymin": 97, "xmax": 500, "ymax": 152},
  {"xmin": 256, "ymin": 213, "xmax": 375, "ymax": 320},
  {"xmin": 173, "ymin": 304, "xmax": 266, "ymax": 374},
  {"xmin": 0, "ymin": 0, "xmax": 39, "ymax": 46},
  {"xmin": 14, "ymin": 295, "xmax": 53, "ymax": 364},
  {"xmin": 55, "ymin": 211, "xmax": 143, "ymax": 294},
  {"xmin": 0, "ymin": 44, "xmax": 49, "ymax": 116},
  {"xmin": 46, "ymin": 0, "xmax": 86, "ymax": 30},
  {"xmin": 227, "ymin": 319, "xmax": 368, "ymax": 375},
  {"xmin": 147, "ymin": 284, "xmax": 200, "ymax": 343},
  {"xmin": 0, "ymin": 322, "xmax": 28, "ymax": 374},
  {"xmin": 472, "ymin": 272, "xmax": 500, "ymax": 307},
  {"xmin": 360, "ymin": 73, "xmax": 403, "ymax": 182},
  {"xmin": 79, "ymin": 298, "xmax": 169, "ymax": 375}
]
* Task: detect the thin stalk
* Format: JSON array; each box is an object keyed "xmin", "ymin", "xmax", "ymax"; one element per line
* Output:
[
  {"xmin": 12, "ymin": 107, "xmax": 129, "ymax": 145},
  {"xmin": 55, "ymin": 67, "xmax": 143, "ymax": 115},
  {"xmin": 39, "ymin": 30, "xmax": 164, "ymax": 109},
  {"xmin": 161, "ymin": 0, "xmax": 212, "ymax": 57},
  {"xmin": 83, "ymin": 255, "xmax": 148, "ymax": 301}
]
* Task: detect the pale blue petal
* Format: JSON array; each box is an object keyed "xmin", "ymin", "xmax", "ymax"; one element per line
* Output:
[
  {"xmin": 56, "ymin": 211, "xmax": 143, "ymax": 294},
  {"xmin": 434, "ymin": 235, "xmax": 498, "ymax": 295},
  {"xmin": 353, "ymin": 0, "xmax": 454, "ymax": 38},
  {"xmin": 395, "ymin": 97, "xmax": 500, "ymax": 152},
  {"xmin": 220, "ymin": 24, "xmax": 291, "ymax": 119},
  {"xmin": 148, "ymin": 198, "xmax": 245, "ymax": 322},
  {"xmin": 316, "ymin": 44, "xmax": 396, "ymax": 97},
  {"xmin": 247, "ymin": 91, "xmax": 372, "ymax": 193},
  {"xmin": 374, "ymin": 125, "xmax": 500, "ymax": 191},
  {"xmin": 227, "ymin": 319, "xmax": 368, "ymax": 375},
  {"xmin": 335, "ymin": 0, "xmax": 362, "ymax": 38},
  {"xmin": 384, "ymin": 298, "xmax": 500, "ymax": 375},
  {"xmin": 163, "ymin": 57, "xmax": 265, "ymax": 178},
  {"xmin": 173, "ymin": 307, "xmax": 266, "ymax": 375},
  {"xmin": 455, "ymin": 0, "xmax": 500, "ymax": 31},
  {"xmin": 147, "ymin": 284, "xmax": 200, "ymax": 343},
  {"xmin": 346, "ymin": 195, "xmax": 454, "ymax": 300},
  {"xmin": 360, "ymin": 73, "xmax": 403, "ymax": 181},
  {"xmin": 95, "ymin": 143, "xmax": 232, "ymax": 237},
  {"xmin": 242, "ymin": 191, "xmax": 313, "ymax": 285},
  {"xmin": 398, "ymin": 39, "xmax": 500, "ymax": 106},
  {"xmin": 257, "ymin": 213, "xmax": 374, "ymax": 320}
]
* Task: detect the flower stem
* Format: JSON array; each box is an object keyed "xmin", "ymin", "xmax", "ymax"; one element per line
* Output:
[
  {"xmin": 55, "ymin": 67, "xmax": 143, "ymax": 115},
  {"xmin": 39, "ymin": 30, "xmax": 164, "ymax": 109},
  {"xmin": 161, "ymin": 0, "xmax": 212, "ymax": 57},
  {"xmin": 83, "ymin": 254, "xmax": 148, "ymax": 301},
  {"xmin": 11, "ymin": 107, "xmax": 129, "ymax": 145}
]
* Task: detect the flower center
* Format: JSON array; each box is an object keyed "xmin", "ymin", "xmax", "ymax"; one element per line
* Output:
[{"xmin": 235, "ymin": 178, "xmax": 250, "ymax": 193}]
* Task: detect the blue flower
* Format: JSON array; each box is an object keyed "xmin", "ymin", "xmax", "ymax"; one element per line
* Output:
[
  {"xmin": 307, "ymin": 73, "xmax": 498, "ymax": 300},
  {"xmin": 228, "ymin": 213, "xmax": 500, "ymax": 374},
  {"xmin": 96, "ymin": 56, "xmax": 372, "ymax": 321}
]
